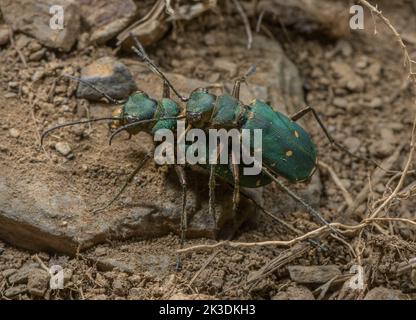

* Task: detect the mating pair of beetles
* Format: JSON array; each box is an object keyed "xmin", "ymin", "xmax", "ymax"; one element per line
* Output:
[{"xmin": 42, "ymin": 36, "xmax": 370, "ymax": 259}]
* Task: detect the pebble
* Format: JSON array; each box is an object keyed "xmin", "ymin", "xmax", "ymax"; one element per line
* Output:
[
  {"xmin": 9, "ymin": 128, "xmax": 20, "ymax": 138},
  {"xmin": 112, "ymin": 276, "xmax": 130, "ymax": 296},
  {"xmin": 5, "ymin": 92, "xmax": 17, "ymax": 99},
  {"xmin": 364, "ymin": 287, "xmax": 408, "ymax": 300},
  {"xmin": 0, "ymin": 24, "xmax": 10, "ymax": 46},
  {"xmin": 343, "ymin": 137, "xmax": 361, "ymax": 153},
  {"xmin": 54, "ymin": 142, "xmax": 72, "ymax": 157},
  {"xmin": 31, "ymin": 70, "xmax": 45, "ymax": 82},
  {"xmin": 29, "ymin": 48, "xmax": 46, "ymax": 61},
  {"xmin": 333, "ymin": 97, "xmax": 348, "ymax": 108},
  {"xmin": 213, "ymin": 59, "xmax": 238, "ymax": 77},
  {"xmin": 368, "ymin": 97, "xmax": 383, "ymax": 108}
]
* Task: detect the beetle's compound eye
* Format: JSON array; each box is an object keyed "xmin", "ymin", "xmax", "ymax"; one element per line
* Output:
[{"xmin": 110, "ymin": 106, "xmax": 124, "ymax": 131}]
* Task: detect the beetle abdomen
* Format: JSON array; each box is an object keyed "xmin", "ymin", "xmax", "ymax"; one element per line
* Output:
[{"xmin": 243, "ymin": 100, "xmax": 317, "ymax": 182}]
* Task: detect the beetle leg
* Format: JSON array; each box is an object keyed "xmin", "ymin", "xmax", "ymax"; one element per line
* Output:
[
  {"xmin": 163, "ymin": 80, "xmax": 170, "ymax": 99},
  {"xmin": 130, "ymin": 35, "xmax": 189, "ymax": 102},
  {"xmin": 232, "ymin": 65, "xmax": 256, "ymax": 99},
  {"xmin": 261, "ymin": 166, "xmax": 345, "ymax": 239},
  {"xmin": 229, "ymin": 151, "xmax": 240, "ymax": 217},
  {"xmin": 209, "ymin": 164, "xmax": 217, "ymax": 231},
  {"xmin": 91, "ymin": 151, "xmax": 153, "ymax": 214},
  {"xmin": 290, "ymin": 106, "xmax": 383, "ymax": 169},
  {"xmin": 174, "ymin": 165, "xmax": 188, "ymax": 271}
]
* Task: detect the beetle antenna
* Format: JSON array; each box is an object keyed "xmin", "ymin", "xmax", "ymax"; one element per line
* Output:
[
  {"xmin": 109, "ymin": 115, "xmax": 186, "ymax": 145},
  {"xmin": 261, "ymin": 165, "xmax": 345, "ymax": 239},
  {"xmin": 129, "ymin": 34, "xmax": 189, "ymax": 102},
  {"xmin": 62, "ymin": 74, "xmax": 127, "ymax": 105},
  {"xmin": 41, "ymin": 117, "xmax": 122, "ymax": 146}
]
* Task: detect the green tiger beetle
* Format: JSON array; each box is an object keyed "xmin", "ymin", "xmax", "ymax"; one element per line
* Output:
[{"xmin": 41, "ymin": 35, "xmax": 381, "ymax": 268}]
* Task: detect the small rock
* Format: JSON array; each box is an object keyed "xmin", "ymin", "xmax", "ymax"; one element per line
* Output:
[
  {"xmin": 31, "ymin": 70, "xmax": 45, "ymax": 82},
  {"xmin": 4, "ymin": 284, "xmax": 28, "ymax": 298},
  {"xmin": 29, "ymin": 48, "xmax": 46, "ymax": 62},
  {"xmin": 343, "ymin": 137, "xmax": 361, "ymax": 154},
  {"xmin": 9, "ymin": 128, "xmax": 20, "ymax": 138},
  {"xmin": 0, "ymin": 0, "xmax": 80, "ymax": 52},
  {"xmin": 94, "ymin": 247, "xmax": 107, "ymax": 257},
  {"xmin": 76, "ymin": 57, "xmax": 137, "ymax": 101},
  {"xmin": 63, "ymin": 268, "xmax": 73, "ymax": 284},
  {"xmin": 96, "ymin": 258, "xmax": 134, "ymax": 275},
  {"xmin": 288, "ymin": 265, "xmax": 341, "ymax": 284},
  {"xmin": 213, "ymin": 59, "xmax": 238, "ymax": 77},
  {"xmin": 272, "ymin": 285, "xmax": 315, "ymax": 300},
  {"xmin": 112, "ymin": 276, "xmax": 129, "ymax": 296},
  {"xmin": 364, "ymin": 287, "xmax": 408, "ymax": 300},
  {"xmin": 27, "ymin": 270, "xmax": 50, "ymax": 297},
  {"xmin": 331, "ymin": 61, "xmax": 364, "ymax": 92},
  {"xmin": 335, "ymin": 39, "xmax": 352, "ymax": 57},
  {"xmin": 367, "ymin": 62, "xmax": 382, "ymax": 82},
  {"xmin": 333, "ymin": 97, "xmax": 348, "ymax": 108},
  {"xmin": 0, "ymin": 24, "xmax": 10, "ymax": 46},
  {"xmin": 5, "ymin": 92, "xmax": 17, "ymax": 99},
  {"xmin": 55, "ymin": 142, "xmax": 72, "ymax": 157},
  {"xmin": 368, "ymin": 97, "xmax": 383, "ymax": 108},
  {"xmin": 369, "ymin": 128, "xmax": 395, "ymax": 158}
]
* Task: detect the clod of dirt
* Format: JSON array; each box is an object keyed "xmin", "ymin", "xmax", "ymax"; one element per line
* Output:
[
  {"xmin": 272, "ymin": 285, "xmax": 315, "ymax": 300},
  {"xmin": 364, "ymin": 287, "xmax": 409, "ymax": 300},
  {"xmin": 79, "ymin": 0, "xmax": 139, "ymax": 44},
  {"xmin": 0, "ymin": 24, "xmax": 10, "ymax": 46},
  {"xmin": 0, "ymin": 0, "xmax": 80, "ymax": 52},
  {"xmin": 288, "ymin": 265, "xmax": 341, "ymax": 284},
  {"xmin": 76, "ymin": 56, "xmax": 137, "ymax": 101}
]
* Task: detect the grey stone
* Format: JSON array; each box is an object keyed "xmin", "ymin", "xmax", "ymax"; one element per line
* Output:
[
  {"xmin": 288, "ymin": 265, "xmax": 341, "ymax": 284},
  {"xmin": 76, "ymin": 57, "xmax": 137, "ymax": 101},
  {"xmin": 0, "ymin": 0, "xmax": 80, "ymax": 52},
  {"xmin": 364, "ymin": 287, "xmax": 408, "ymax": 300}
]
